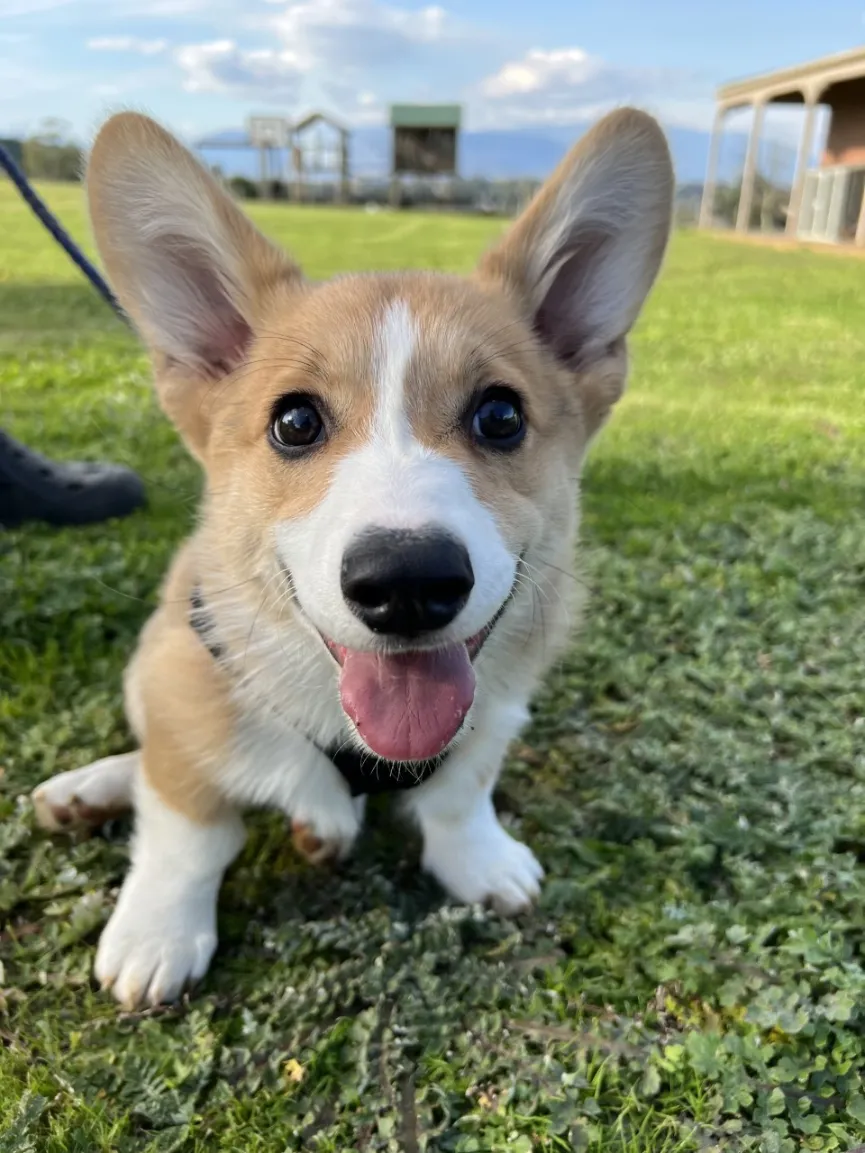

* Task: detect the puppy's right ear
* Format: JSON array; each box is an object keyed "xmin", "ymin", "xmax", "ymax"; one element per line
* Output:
[
  {"xmin": 476, "ymin": 108, "xmax": 673, "ymax": 438},
  {"xmin": 87, "ymin": 112, "xmax": 301, "ymax": 453}
]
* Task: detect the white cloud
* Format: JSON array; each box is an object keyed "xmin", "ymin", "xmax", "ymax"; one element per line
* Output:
[
  {"xmin": 270, "ymin": 0, "xmax": 450, "ymax": 69},
  {"xmin": 480, "ymin": 48, "xmax": 599, "ymax": 99},
  {"xmin": 473, "ymin": 45, "xmax": 823, "ymax": 149},
  {"xmin": 176, "ymin": 39, "xmax": 306, "ymax": 100},
  {"xmin": 475, "ymin": 46, "xmax": 695, "ymax": 128},
  {"xmin": 88, "ymin": 36, "xmax": 168, "ymax": 55},
  {"xmin": 174, "ymin": 0, "xmax": 460, "ymax": 111}
]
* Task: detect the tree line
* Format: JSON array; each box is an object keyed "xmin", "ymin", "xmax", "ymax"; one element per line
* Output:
[{"xmin": 4, "ymin": 119, "xmax": 83, "ymax": 181}]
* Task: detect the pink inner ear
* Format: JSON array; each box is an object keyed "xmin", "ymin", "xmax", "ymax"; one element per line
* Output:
[
  {"xmin": 161, "ymin": 235, "xmax": 253, "ymax": 377},
  {"xmin": 534, "ymin": 230, "xmax": 611, "ymax": 369},
  {"xmin": 202, "ymin": 316, "xmax": 253, "ymax": 378}
]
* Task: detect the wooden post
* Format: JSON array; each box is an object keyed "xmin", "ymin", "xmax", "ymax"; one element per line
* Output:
[
  {"xmin": 825, "ymin": 167, "xmax": 848, "ymax": 243},
  {"xmin": 339, "ymin": 130, "xmax": 350, "ymax": 204},
  {"xmin": 258, "ymin": 145, "xmax": 268, "ymax": 200},
  {"xmin": 736, "ymin": 101, "xmax": 765, "ymax": 233},
  {"xmin": 293, "ymin": 143, "xmax": 303, "ymax": 203},
  {"xmin": 285, "ymin": 129, "xmax": 294, "ymax": 201},
  {"xmin": 854, "ymin": 175, "xmax": 865, "ymax": 247},
  {"xmin": 786, "ymin": 98, "xmax": 818, "ymax": 237},
  {"xmin": 699, "ymin": 105, "xmax": 726, "ymax": 229}
]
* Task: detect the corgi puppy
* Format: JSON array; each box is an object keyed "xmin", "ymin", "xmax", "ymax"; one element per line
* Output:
[{"xmin": 32, "ymin": 108, "xmax": 673, "ymax": 1009}]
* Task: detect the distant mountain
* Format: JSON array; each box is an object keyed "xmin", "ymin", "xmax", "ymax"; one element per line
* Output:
[{"xmin": 197, "ymin": 121, "xmax": 771, "ymax": 188}]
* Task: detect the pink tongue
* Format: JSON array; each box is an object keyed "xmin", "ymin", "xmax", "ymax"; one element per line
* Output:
[{"xmin": 339, "ymin": 645, "xmax": 476, "ymax": 761}]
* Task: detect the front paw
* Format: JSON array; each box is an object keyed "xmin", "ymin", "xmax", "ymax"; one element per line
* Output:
[
  {"xmin": 95, "ymin": 871, "xmax": 218, "ymax": 1009},
  {"xmin": 291, "ymin": 794, "xmax": 365, "ymax": 865},
  {"xmin": 422, "ymin": 815, "xmax": 543, "ymax": 915},
  {"xmin": 32, "ymin": 752, "xmax": 136, "ymax": 833}
]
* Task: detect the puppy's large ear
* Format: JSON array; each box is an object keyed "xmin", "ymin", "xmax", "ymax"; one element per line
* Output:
[
  {"xmin": 477, "ymin": 108, "xmax": 673, "ymax": 431},
  {"xmin": 87, "ymin": 113, "xmax": 301, "ymax": 450}
]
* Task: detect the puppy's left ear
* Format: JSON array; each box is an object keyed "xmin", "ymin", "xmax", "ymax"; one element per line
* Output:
[
  {"xmin": 476, "ymin": 108, "xmax": 673, "ymax": 434},
  {"xmin": 86, "ymin": 112, "xmax": 303, "ymax": 457}
]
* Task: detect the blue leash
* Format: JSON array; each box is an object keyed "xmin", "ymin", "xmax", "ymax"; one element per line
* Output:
[{"xmin": 0, "ymin": 141, "xmax": 129, "ymax": 325}]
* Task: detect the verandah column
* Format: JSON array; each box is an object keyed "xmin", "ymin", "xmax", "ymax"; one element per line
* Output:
[
  {"xmin": 786, "ymin": 95, "xmax": 818, "ymax": 236},
  {"xmin": 699, "ymin": 105, "xmax": 727, "ymax": 229},
  {"xmin": 736, "ymin": 99, "xmax": 766, "ymax": 233}
]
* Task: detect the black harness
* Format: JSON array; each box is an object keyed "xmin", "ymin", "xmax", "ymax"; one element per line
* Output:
[{"xmin": 188, "ymin": 587, "xmax": 445, "ymax": 797}]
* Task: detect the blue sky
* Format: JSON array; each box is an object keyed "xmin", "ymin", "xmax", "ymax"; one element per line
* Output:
[{"xmin": 1, "ymin": 0, "xmax": 864, "ymax": 144}]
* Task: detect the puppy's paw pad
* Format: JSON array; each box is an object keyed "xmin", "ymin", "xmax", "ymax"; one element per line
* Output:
[
  {"xmin": 33, "ymin": 788, "xmax": 120, "ymax": 833},
  {"xmin": 291, "ymin": 820, "xmax": 345, "ymax": 865},
  {"xmin": 32, "ymin": 758, "xmax": 133, "ymax": 833},
  {"xmin": 32, "ymin": 784, "xmax": 74, "ymax": 832},
  {"xmin": 291, "ymin": 796, "xmax": 362, "ymax": 865}
]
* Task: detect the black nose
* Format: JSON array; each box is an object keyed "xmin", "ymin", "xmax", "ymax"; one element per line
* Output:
[{"xmin": 341, "ymin": 529, "xmax": 475, "ymax": 637}]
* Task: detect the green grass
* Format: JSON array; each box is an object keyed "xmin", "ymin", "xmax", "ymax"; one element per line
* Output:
[{"xmin": 2, "ymin": 181, "xmax": 865, "ymax": 1152}]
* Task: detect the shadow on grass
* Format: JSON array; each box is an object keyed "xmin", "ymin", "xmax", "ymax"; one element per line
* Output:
[{"xmin": 0, "ymin": 282, "xmax": 135, "ymax": 342}]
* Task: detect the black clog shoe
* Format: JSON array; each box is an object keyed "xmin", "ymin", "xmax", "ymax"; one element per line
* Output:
[{"xmin": 0, "ymin": 428, "xmax": 146, "ymax": 528}]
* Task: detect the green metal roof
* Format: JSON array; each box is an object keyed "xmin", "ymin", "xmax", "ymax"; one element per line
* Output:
[{"xmin": 389, "ymin": 104, "xmax": 462, "ymax": 129}]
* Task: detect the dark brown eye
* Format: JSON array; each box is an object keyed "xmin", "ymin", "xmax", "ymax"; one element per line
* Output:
[
  {"xmin": 471, "ymin": 388, "xmax": 525, "ymax": 450},
  {"xmin": 271, "ymin": 395, "xmax": 324, "ymax": 452}
]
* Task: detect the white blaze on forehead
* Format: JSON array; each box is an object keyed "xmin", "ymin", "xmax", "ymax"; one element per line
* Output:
[
  {"xmin": 371, "ymin": 299, "xmax": 416, "ymax": 448},
  {"xmin": 274, "ymin": 292, "xmax": 516, "ymax": 653}
]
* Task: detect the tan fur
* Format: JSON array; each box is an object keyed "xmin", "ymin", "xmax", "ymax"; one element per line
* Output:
[
  {"xmin": 476, "ymin": 108, "xmax": 673, "ymax": 316},
  {"xmin": 476, "ymin": 108, "xmax": 673, "ymax": 437},
  {"xmin": 118, "ymin": 544, "xmax": 234, "ymax": 823},
  {"xmin": 375, "ymin": 276, "xmax": 584, "ymax": 553},
  {"xmin": 126, "ymin": 269, "xmax": 576, "ymax": 831},
  {"xmin": 29, "ymin": 105, "xmax": 675, "ymax": 1008},
  {"xmin": 39, "ymin": 108, "xmax": 672, "ymax": 863},
  {"xmin": 87, "ymin": 113, "xmax": 303, "ymax": 460},
  {"xmin": 79, "ymin": 108, "xmax": 670, "ymax": 834}
]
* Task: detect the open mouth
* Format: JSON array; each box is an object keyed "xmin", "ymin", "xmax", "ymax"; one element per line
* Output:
[{"xmin": 319, "ymin": 590, "xmax": 513, "ymax": 764}]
